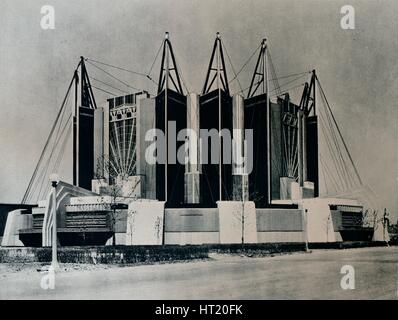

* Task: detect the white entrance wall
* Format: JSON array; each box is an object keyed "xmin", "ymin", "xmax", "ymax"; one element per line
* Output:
[
  {"xmin": 1, "ymin": 210, "xmax": 30, "ymax": 247},
  {"xmin": 217, "ymin": 201, "xmax": 257, "ymax": 244},
  {"xmin": 300, "ymin": 197, "xmax": 360, "ymax": 243},
  {"xmin": 126, "ymin": 200, "xmax": 165, "ymax": 245}
]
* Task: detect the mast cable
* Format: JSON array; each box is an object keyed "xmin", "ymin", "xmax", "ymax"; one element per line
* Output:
[
  {"xmin": 228, "ymin": 43, "xmax": 261, "ymax": 84},
  {"xmin": 91, "ymin": 85, "xmax": 118, "ymax": 96},
  {"xmin": 222, "ymin": 41, "xmax": 243, "ymax": 94},
  {"xmin": 316, "ymin": 76, "xmax": 363, "ymax": 185},
  {"xmin": 90, "ymin": 77, "xmax": 129, "ymax": 94},
  {"xmin": 86, "ymin": 58, "xmax": 147, "ymax": 77},
  {"xmin": 22, "ymin": 66, "xmax": 79, "ymax": 204},
  {"xmin": 86, "ymin": 61, "xmax": 142, "ymax": 92}
]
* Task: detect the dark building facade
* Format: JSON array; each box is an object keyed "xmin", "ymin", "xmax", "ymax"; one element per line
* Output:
[
  {"xmin": 306, "ymin": 115, "xmax": 319, "ymax": 197},
  {"xmin": 244, "ymin": 93, "xmax": 269, "ymax": 207},
  {"xmin": 199, "ymin": 89, "xmax": 233, "ymax": 207},
  {"xmin": 155, "ymin": 89, "xmax": 187, "ymax": 208},
  {"xmin": 76, "ymin": 106, "xmax": 94, "ymax": 190}
]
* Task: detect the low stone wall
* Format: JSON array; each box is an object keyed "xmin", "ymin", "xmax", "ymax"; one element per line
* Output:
[
  {"xmin": 165, "ymin": 232, "xmax": 219, "ymax": 245},
  {"xmin": 308, "ymin": 241, "xmax": 388, "ymax": 249},
  {"xmin": 0, "ymin": 242, "xmax": 387, "ymax": 264},
  {"xmin": 0, "ymin": 245, "xmax": 209, "ymax": 264},
  {"xmin": 0, "ymin": 243, "xmax": 308, "ymax": 264},
  {"xmin": 206, "ymin": 243, "xmax": 307, "ymax": 255},
  {"xmin": 257, "ymin": 231, "xmax": 304, "ymax": 243}
]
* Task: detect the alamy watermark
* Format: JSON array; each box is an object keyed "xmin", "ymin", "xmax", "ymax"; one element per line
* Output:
[
  {"xmin": 340, "ymin": 265, "xmax": 355, "ymax": 290},
  {"xmin": 340, "ymin": 5, "xmax": 355, "ymax": 30},
  {"xmin": 144, "ymin": 121, "xmax": 254, "ymax": 174},
  {"xmin": 40, "ymin": 265, "xmax": 55, "ymax": 290},
  {"xmin": 40, "ymin": 5, "xmax": 55, "ymax": 30}
]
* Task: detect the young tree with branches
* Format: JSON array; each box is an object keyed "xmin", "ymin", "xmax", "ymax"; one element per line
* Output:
[{"xmin": 95, "ymin": 155, "xmax": 140, "ymax": 246}]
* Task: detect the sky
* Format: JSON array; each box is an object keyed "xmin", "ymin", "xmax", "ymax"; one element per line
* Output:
[{"xmin": 0, "ymin": 0, "xmax": 397, "ymax": 220}]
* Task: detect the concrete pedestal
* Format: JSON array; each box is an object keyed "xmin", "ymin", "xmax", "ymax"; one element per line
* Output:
[
  {"xmin": 280, "ymin": 177, "xmax": 295, "ymax": 200},
  {"xmin": 290, "ymin": 181, "xmax": 301, "ymax": 200},
  {"xmin": 300, "ymin": 198, "xmax": 337, "ymax": 243},
  {"xmin": 300, "ymin": 181, "xmax": 315, "ymax": 199},
  {"xmin": 91, "ymin": 179, "xmax": 108, "ymax": 194}
]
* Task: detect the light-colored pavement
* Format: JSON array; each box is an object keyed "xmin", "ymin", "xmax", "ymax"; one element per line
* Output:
[{"xmin": 0, "ymin": 246, "xmax": 396, "ymax": 299}]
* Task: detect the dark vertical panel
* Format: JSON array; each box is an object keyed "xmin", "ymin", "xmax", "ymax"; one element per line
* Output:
[
  {"xmin": 155, "ymin": 92, "xmax": 165, "ymax": 201},
  {"xmin": 306, "ymin": 115, "xmax": 319, "ymax": 196},
  {"xmin": 155, "ymin": 89, "xmax": 187, "ymax": 208},
  {"xmin": 270, "ymin": 101, "xmax": 283, "ymax": 200},
  {"xmin": 73, "ymin": 116, "xmax": 77, "ymax": 186},
  {"xmin": 199, "ymin": 90, "xmax": 232, "ymax": 207},
  {"xmin": 78, "ymin": 107, "xmax": 94, "ymax": 190},
  {"xmin": 244, "ymin": 94, "xmax": 268, "ymax": 207},
  {"xmin": 221, "ymin": 93, "xmax": 233, "ymax": 202},
  {"xmin": 73, "ymin": 74, "xmax": 78, "ymax": 186},
  {"xmin": 199, "ymin": 92, "xmax": 219, "ymax": 207}
]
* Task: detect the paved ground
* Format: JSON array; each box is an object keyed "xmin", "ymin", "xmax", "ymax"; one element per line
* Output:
[{"xmin": 0, "ymin": 246, "xmax": 396, "ymax": 299}]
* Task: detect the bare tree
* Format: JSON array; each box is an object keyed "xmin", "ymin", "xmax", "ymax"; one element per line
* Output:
[
  {"xmin": 108, "ymin": 182, "xmax": 125, "ymax": 246},
  {"xmin": 233, "ymin": 190, "xmax": 262, "ymax": 247},
  {"xmin": 323, "ymin": 214, "xmax": 332, "ymax": 243},
  {"xmin": 357, "ymin": 208, "xmax": 387, "ymax": 241},
  {"xmin": 95, "ymin": 155, "xmax": 140, "ymax": 246},
  {"xmin": 388, "ymin": 218, "xmax": 398, "ymax": 243},
  {"xmin": 154, "ymin": 216, "xmax": 162, "ymax": 245},
  {"xmin": 127, "ymin": 208, "xmax": 137, "ymax": 245},
  {"xmin": 364, "ymin": 209, "xmax": 383, "ymax": 231},
  {"xmin": 383, "ymin": 208, "xmax": 390, "ymax": 243}
]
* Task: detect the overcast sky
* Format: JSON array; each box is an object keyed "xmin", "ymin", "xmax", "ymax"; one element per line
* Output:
[{"xmin": 0, "ymin": 0, "xmax": 397, "ymax": 219}]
